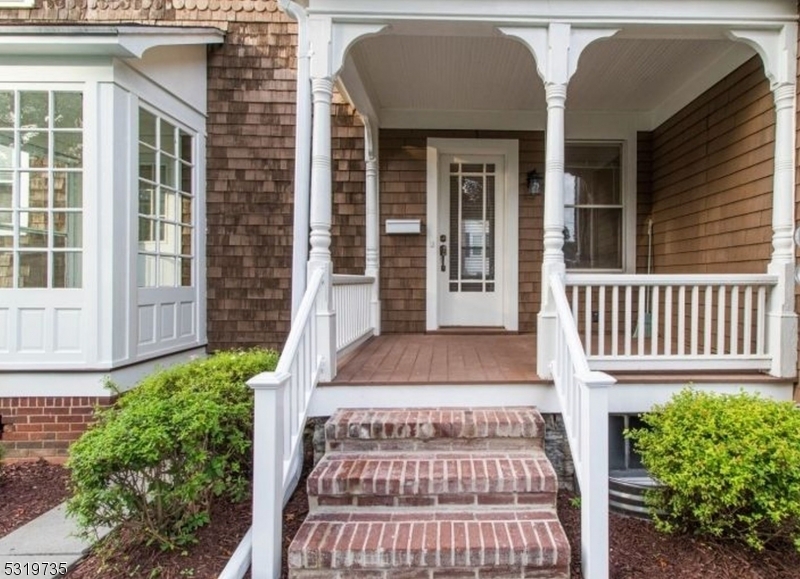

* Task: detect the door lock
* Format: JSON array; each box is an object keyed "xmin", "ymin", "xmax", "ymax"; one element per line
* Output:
[{"xmin": 439, "ymin": 243, "xmax": 447, "ymax": 272}]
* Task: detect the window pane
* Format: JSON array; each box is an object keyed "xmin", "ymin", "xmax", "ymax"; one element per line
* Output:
[
  {"xmin": 159, "ymin": 255, "xmax": 177, "ymax": 286},
  {"xmin": 53, "ymin": 212, "xmax": 82, "ymax": 248},
  {"xmin": 21, "ymin": 130, "xmax": 48, "ymax": 168},
  {"xmin": 139, "ymin": 144, "xmax": 156, "ymax": 180},
  {"xmin": 139, "ymin": 109, "xmax": 157, "ymax": 147},
  {"xmin": 159, "ymin": 188, "xmax": 177, "ymax": 220},
  {"xmin": 53, "ymin": 92, "xmax": 82, "ymax": 129},
  {"xmin": 138, "ymin": 254, "xmax": 157, "ymax": 287},
  {"xmin": 564, "ymin": 208, "xmax": 622, "ymax": 269},
  {"xmin": 179, "ymin": 224, "xmax": 192, "ymax": 256},
  {"xmin": 179, "ymin": 194, "xmax": 192, "ymax": 225},
  {"xmin": 178, "ymin": 130, "xmax": 192, "ymax": 163},
  {"xmin": 53, "ymin": 131, "xmax": 82, "ymax": 168},
  {"xmin": 53, "ymin": 173, "xmax": 82, "ymax": 208},
  {"xmin": 461, "ymin": 177, "xmax": 485, "ymax": 281},
  {"xmin": 0, "ymin": 183, "xmax": 10, "ymax": 209},
  {"xmin": 161, "ymin": 222, "xmax": 178, "ymax": 254},
  {"xmin": 19, "ymin": 212, "xmax": 48, "ymax": 247},
  {"xmin": 139, "ymin": 183, "xmax": 155, "ymax": 216},
  {"xmin": 160, "ymin": 120, "xmax": 176, "ymax": 156},
  {"xmin": 19, "ymin": 173, "xmax": 48, "ymax": 209},
  {"xmin": 52, "ymin": 252, "xmax": 81, "ymax": 288},
  {"xmin": 180, "ymin": 162, "xmax": 192, "ymax": 194},
  {"xmin": 20, "ymin": 92, "xmax": 48, "ymax": 129},
  {"xmin": 18, "ymin": 251, "xmax": 47, "ymax": 288},
  {"xmin": 0, "ymin": 212, "xmax": 11, "ymax": 247},
  {"xmin": 0, "ymin": 92, "xmax": 13, "ymax": 128},
  {"xmin": 0, "ymin": 131, "xmax": 12, "ymax": 172},
  {"xmin": 180, "ymin": 257, "xmax": 192, "ymax": 287},
  {"xmin": 139, "ymin": 217, "xmax": 157, "ymax": 244},
  {"xmin": 0, "ymin": 251, "xmax": 12, "ymax": 287}
]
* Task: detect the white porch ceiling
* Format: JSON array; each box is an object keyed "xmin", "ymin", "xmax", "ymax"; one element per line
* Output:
[{"xmin": 346, "ymin": 33, "xmax": 757, "ymax": 130}]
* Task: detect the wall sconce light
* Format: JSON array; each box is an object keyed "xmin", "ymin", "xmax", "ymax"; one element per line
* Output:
[{"xmin": 527, "ymin": 169, "xmax": 543, "ymax": 196}]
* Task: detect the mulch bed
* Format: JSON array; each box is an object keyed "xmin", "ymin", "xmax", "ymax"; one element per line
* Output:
[
  {"xmin": 0, "ymin": 459, "xmax": 70, "ymax": 538},
  {"xmin": 558, "ymin": 491, "xmax": 800, "ymax": 579},
  {"xmin": 32, "ymin": 434, "xmax": 798, "ymax": 579}
]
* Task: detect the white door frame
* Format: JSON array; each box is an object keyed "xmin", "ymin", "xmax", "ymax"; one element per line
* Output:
[{"xmin": 425, "ymin": 138, "xmax": 519, "ymax": 331}]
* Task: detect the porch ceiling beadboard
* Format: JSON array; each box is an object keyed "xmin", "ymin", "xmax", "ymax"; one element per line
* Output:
[{"xmin": 348, "ymin": 33, "xmax": 754, "ymax": 129}]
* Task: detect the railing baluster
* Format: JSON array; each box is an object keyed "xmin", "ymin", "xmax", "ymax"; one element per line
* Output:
[
  {"xmin": 585, "ymin": 286, "xmax": 593, "ymax": 356},
  {"xmin": 704, "ymin": 285, "xmax": 713, "ymax": 356},
  {"xmin": 730, "ymin": 286, "xmax": 739, "ymax": 356},
  {"xmin": 625, "ymin": 285, "xmax": 632, "ymax": 356},
  {"xmin": 743, "ymin": 286, "xmax": 753, "ymax": 356},
  {"xmin": 651, "ymin": 285, "xmax": 660, "ymax": 356},
  {"xmin": 611, "ymin": 285, "xmax": 619, "ymax": 357},
  {"xmin": 598, "ymin": 286, "xmax": 606, "ymax": 357},
  {"xmin": 664, "ymin": 286, "xmax": 672, "ymax": 356},
  {"xmin": 637, "ymin": 285, "xmax": 645, "ymax": 355},
  {"xmin": 690, "ymin": 285, "xmax": 699, "ymax": 355},
  {"xmin": 717, "ymin": 286, "xmax": 726, "ymax": 356},
  {"xmin": 757, "ymin": 285, "xmax": 766, "ymax": 355},
  {"xmin": 678, "ymin": 286, "xmax": 686, "ymax": 356}
]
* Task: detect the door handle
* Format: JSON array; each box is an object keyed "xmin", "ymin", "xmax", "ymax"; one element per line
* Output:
[{"xmin": 439, "ymin": 244, "xmax": 447, "ymax": 272}]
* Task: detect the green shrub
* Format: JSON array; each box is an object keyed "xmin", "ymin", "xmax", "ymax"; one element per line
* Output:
[
  {"xmin": 627, "ymin": 389, "xmax": 800, "ymax": 551},
  {"xmin": 67, "ymin": 349, "xmax": 278, "ymax": 550}
]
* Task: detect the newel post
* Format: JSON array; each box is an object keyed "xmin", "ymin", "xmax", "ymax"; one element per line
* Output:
[
  {"xmin": 580, "ymin": 371, "xmax": 614, "ymax": 579},
  {"xmin": 249, "ymin": 371, "xmax": 289, "ymax": 579}
]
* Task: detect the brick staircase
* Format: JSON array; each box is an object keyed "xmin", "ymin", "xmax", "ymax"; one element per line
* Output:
[{"xmin": 288, "ymin": 407, "xmax": 571, "ymax": 579}]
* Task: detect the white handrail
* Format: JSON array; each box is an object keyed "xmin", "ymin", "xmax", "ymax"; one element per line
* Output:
[
  {"xmin": 549, "ymin": 273, "xmax": 615, "ymax": 579},
  {"xmin": 564, "ymin": 273, "xmax": 776, "ymax": 371},
  {"xmin": 228, "ymin": 268, "xmax": 325, "ymax": 579},
  {"xmin": 332, "ymin": 274, "xmax": 375, "ymax": 352}
]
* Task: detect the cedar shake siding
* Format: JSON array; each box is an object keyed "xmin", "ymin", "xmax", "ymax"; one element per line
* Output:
[
  {"xmin": 648, "ymin": 56, "xmax": 774, "ymax": 274},
  {"xmin": 379, "ymin": 129, "xmax": 544, "ymax": 334}
]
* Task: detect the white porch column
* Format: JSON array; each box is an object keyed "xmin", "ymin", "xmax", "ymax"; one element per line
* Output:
[
  {"xmin": 308, "ymin": 15, "xmax": 337, "ymax": 382},
  {"xmin": 766, "ymin": 81, "xmax": 797, "ymax": 378},
  {"xmin": 279, "ymin": 0, "xmax": 313, "ymax": 321},
  {"xmin": 729, "ymin": 25, "xmax": 798, "ymax": 378},
  {"xmin": 500, "ymin": 24, "xmax": 616, "ymax": 378},
  {"xmin": 364, "ymin": 118, "xmax": 381, "ymax": 335}
]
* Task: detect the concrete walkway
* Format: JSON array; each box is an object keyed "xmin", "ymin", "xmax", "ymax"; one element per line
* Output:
[{"xmin": 0, "ymin": 503, "xmax": 109, "ymax": 578}]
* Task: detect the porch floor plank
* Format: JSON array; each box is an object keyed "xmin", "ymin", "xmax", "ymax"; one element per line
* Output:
[{"xmin": 329, "ymin": 333, "xmax": 539, "ymax": 385}]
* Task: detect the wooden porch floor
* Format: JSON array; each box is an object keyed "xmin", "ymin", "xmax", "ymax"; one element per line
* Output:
[{"xmin": 329, "ymin": 333, "xmax": 541, "ymax": 385}]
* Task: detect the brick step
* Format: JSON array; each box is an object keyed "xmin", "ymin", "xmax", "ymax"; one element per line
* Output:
[
  {"xmin": 308, "ymin": 450, "xmax": 557, "ymax": 509},
  {"xmin": 325, "ymin": 407, "xmax": 544, "ymax": 452},
  {"xmin": 288, "ymin": 510, "xmax": 569, "ymax": 579}
]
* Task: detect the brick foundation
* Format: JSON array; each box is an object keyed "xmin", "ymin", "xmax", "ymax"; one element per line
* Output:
[{"xmin": 0, "ymin": 396, "xmax": 114, "ymax": 459}]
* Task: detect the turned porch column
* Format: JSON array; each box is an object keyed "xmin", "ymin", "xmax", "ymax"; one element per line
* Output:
[
  {"xmin": 364, "ymin": 118, "xmax": 381, "ymax": 334},
  {"xmin": 729, "ymin": 25, "xmax": 798, "ymax": 378}
]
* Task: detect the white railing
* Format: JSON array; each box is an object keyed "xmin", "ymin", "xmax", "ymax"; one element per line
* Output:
[
  {"xmin": 549, "ymin": 274, "xmax": 615, "ymax": 579},
  {"xmin": 565, "ymin": 273, "xmax": 777, "ymax": 371},
  {"xmin": 332, "ymin": 274, "xmax": 375, "ymax": 352},
  {"xmin": 229, "ymin": 268, "xmax": 326, "ymax": 579}
]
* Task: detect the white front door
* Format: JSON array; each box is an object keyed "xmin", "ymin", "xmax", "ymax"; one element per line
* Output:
[{"xmin": 437, "ymin": 154, "xmax": 505, "ymax": 327}]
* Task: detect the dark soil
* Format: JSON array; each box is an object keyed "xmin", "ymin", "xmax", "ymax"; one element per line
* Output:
[
  {"xmin": 66, "ymin": 430, "xmax": 313, "ymax": 579},
  {"xmin": 45, "ymin": 435, "xmax": 800, "ymax": 579},
  {"xmin": 558, "ymin": 492, "xmax": 800, "ymax": 579},
  {"xmin": 0, "ymin": 459, "xmax": 70, "ymax": 538}
]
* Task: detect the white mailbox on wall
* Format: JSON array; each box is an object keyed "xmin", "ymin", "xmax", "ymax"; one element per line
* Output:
[{"xmin": 385, "ymin": 219, "xmax": 423, "ymax": 234}]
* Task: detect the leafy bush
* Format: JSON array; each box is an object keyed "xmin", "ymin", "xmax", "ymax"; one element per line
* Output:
[
  {"xmin": 67, "ymin": 349, "xmax": 278, "ymax": 550},
  {"xmin": 627, "ymin": 389, "xmax": 800, "ymax": 551}
]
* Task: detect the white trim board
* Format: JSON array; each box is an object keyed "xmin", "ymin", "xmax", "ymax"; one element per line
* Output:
[
  {"xmin": 0, "ymin": 347, "xmax": 207, "ymax": 398},
  {"xmin": 425, "ymin": 138, "xmax": 519, "ymax": 331}
]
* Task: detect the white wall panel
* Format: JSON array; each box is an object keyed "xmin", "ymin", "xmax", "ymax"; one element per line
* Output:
[
  {"xmin": 54, "ymin": 309, "xmax": 82, "ymax": 353},
  {"xmin": 138, "ymin": 304, "xmax": 156, "ymax": 345},
  {"xmin": 18, "ymin": 308, "xmax": 46, "ymax": 353},
  {"xmin": 0, "ymin": 309, "xmax": 8, "ymax": 353},
  {"xmin": 180, "ymin": 301, "xmax": 194, "ymax": 337},
  {"xmin": 159, "ymin": 302, "xmax": 176, "ymax": 340}
]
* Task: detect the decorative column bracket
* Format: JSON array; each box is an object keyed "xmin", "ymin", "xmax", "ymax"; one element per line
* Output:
[{"xmin": 500, "ymin": 23, "xmax": 617, "ymax": 379}]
